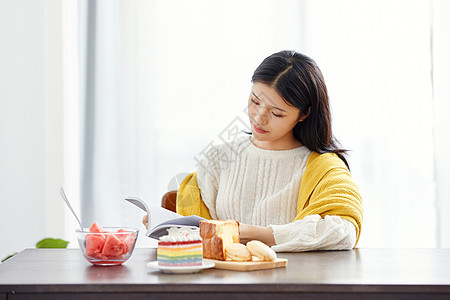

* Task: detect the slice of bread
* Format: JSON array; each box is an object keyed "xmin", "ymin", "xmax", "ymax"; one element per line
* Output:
[{"xmin": 199, "ymin": 220, "xmax": 239, "ymax": 260}]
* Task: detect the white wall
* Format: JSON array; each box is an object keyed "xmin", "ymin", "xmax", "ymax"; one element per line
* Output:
[{"xmin": 0, "ymin": 0, "xmax": 66, "ymax": 260}]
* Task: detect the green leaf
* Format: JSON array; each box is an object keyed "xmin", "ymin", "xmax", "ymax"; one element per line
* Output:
[
  {"xmin": 1, "ymin": 252, "xmax": 18, "ymax": 263},
  {"xmin": 35, "ymin": 238, "xmax": 69, "ymax": 249}
]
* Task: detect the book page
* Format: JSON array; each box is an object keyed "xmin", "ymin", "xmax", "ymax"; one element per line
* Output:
[
  {"xmin": 145, "ymin": 201, "xmax": 181, "ymax": 230},
  {"xmin": 125, "ymin": 197, "xmax": 204, "ymax": 238}
]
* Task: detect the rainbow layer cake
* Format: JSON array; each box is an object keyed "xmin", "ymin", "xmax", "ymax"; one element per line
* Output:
[{"xmin": 157, "ymin": 227, "xmax": 203, "ymax": 267}]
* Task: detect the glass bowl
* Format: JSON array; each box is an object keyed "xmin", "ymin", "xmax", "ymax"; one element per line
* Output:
[{"xmin": 76, "ymin": 227, "xmax": 139, "ymax": 266}]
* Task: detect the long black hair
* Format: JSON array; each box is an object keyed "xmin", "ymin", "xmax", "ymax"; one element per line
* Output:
[{"xmin": 251, "ymin": 50, "xmax": 349, "ymax": 169}]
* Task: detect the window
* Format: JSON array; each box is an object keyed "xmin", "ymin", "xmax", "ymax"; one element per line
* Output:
[{"xmin": 74, "ymin": 0, "xmax": 450, "ymax": 249}]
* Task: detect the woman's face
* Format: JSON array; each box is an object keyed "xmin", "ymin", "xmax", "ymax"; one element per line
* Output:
[{"xmin": 248, "ymin": 82, "xmax": 303, "ymax": 150}]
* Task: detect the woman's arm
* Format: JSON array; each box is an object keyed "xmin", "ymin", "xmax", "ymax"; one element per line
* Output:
[
  {"xmin": 239, "ymin": 215, "xmax": 356, "ymax": 251},
  {"xmin": 296, "ymin": 152, "xmax": 363, "ymax": 245},
  {"xmin": 176, "ymin": 172, "xmax": 213, "ymax": 219},
  {"xmin": 177, "ymin": 145, "xmax": 221, "ymax": 219}
]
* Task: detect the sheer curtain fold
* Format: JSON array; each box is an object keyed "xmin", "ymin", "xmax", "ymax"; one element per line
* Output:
[
  {"xmin": 432, "ymin": 0, "xmax": 450, "ymax": 248},
  {"xmin": 80, "ymin": 0, "xmax": 156, "ymax": 234},
  {"xmin": 78, "ymin": 0, "xmax": 450, "ymax": 247}
]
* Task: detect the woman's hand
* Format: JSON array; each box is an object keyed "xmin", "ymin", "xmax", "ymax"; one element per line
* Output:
[
  {"xmin": 142, "ymin": 214, "xmax": 149, "ymax": 230},
  {"xmin": 239, "ymin": 223, "xmax": 276, "ymax": 246}
]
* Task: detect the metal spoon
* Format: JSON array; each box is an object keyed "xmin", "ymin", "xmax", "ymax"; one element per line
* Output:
[{"xmin": 60, "ymin": 187, "xmax": 84, "ymax": 231}]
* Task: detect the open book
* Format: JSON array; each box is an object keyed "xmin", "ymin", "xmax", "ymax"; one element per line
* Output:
[{"xmin": 125, "ymin": 197, "xmax": 205, "ymax": 239}]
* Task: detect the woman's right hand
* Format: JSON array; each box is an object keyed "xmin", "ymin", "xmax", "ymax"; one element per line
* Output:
[
  {"xmin": 142, "ymin": 214, "xmax": 149, "ymax": 230},
  {"xmin": 239, "ymin": 223, "xmax": 275, "ymax": 246}
]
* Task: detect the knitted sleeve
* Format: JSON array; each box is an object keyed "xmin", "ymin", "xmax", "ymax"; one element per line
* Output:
[
  {"xmin": 296, "ymin": 157, "xmax": 363, "ymax": 245},
  {"xmin": 270, "ymin": 215, "xmax": 356, "ymax": 252},
  {"xmin": 195, "ymin": 145, "xmax": 221, "ymax": 219},
  {"xmin": 176, "ymin": 144, "xmax": 221, "ymax": 219}
]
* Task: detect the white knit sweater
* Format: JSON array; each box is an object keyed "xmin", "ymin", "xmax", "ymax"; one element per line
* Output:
[{"xmin": 196, "ymin": 137, "xmax": 356, "ymax": 252}]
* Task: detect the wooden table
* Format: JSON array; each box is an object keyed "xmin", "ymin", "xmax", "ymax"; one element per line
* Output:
[{"xmin": 0, "ymin": 248, "xmax": 450, "ymax": 299}]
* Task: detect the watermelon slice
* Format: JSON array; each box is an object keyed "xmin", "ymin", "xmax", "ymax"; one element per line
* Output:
[
  {"xmin": 89, "ymin": 222, "xmax": 105, "ymax": 233},
  {"xmin": 101, "ymin": 233, "xmax": 126, "ymax": 258},
  {"xmin": 85, "ymin": 234, "xmax": 106, "ymax": 256},
  {"xmin": 91, "ymin": 252, "xmax": 108, "ymax": 260},
  {"xmin": 117, "ymin": 229, "xmax": 135, "ymax": 254}
]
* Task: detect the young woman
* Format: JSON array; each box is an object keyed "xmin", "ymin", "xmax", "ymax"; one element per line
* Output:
[{"xmin": 166, "ymin": 51, "xmax": 362, "ymax": 252}]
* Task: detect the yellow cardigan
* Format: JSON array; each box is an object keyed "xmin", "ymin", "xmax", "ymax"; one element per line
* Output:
[{"xmin": 176, "ymin": 151, "xmax": 363, "ymax": 245}]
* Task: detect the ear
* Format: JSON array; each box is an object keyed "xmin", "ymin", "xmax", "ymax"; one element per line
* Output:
[{"xmin": 298, "ymin": 106, "xmax": 311, "ymax": 123}]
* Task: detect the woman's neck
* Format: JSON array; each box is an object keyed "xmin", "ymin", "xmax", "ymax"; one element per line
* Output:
[{"xmin": 250, "ymin": 136, "xmax": 303, "ymax": 151}]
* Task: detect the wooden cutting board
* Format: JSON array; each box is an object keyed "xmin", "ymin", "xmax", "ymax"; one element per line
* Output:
[{"xmin": 205, "ymin": 258, "xmax": 288, "ymax": 271}]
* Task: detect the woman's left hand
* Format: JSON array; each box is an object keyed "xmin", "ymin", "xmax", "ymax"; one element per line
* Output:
[
  {"xmin": 239, "ymin": 223, "xmax": 276, "ymax": 246},
  {"xmin": 142, "ymin": 214, "xmax": 149, "ymax": 230}
]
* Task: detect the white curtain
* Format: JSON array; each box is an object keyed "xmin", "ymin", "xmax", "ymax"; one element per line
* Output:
[
  {"xmin": 304, "ymin": 0, "xmax": 438, "ymax": 248},
  {"xmin": 78, "ymin": 0, "xmax": 450, "ymax": 248}
]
